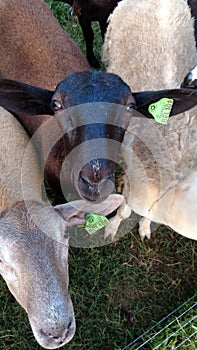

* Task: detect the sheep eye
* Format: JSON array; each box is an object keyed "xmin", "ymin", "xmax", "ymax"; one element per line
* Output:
[
  {"xmin": 52, "ymin": 100, "xmax": 62, "ymax": 111},
  {"xmin": 126, "ymin": 103, "xmax": 135, "ymax": 111}
]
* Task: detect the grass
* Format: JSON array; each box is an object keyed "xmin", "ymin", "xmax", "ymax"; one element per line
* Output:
[
  {"xmin": 45, "ymin": 0, "xmax": 103, "ymax": 66},
  {"xmin": 123, "ymin": 292, "xmax": 197, "ymax": 349},
  {"xmin": 0, "ymin": 226, "xmax": 196, "ymax": 349},
  {"xmin": 0, "ymin": 1, "xmax": 197, "ymax": 350}
]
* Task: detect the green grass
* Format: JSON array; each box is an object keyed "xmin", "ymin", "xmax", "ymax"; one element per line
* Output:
[
  {"xmin": 46, "ymin": 0, "xmax": 103, "ymax": 67},
  {"xmin": 0, "ymin": 1, "xmax": 197, "ymax": 350},
  {"xmin": 0, "ymin": 226, "xmax": 196, "ymax": 349},
  {"xmin": 124, "ymin": 292, "xmax": 197, "ymax": 349}
]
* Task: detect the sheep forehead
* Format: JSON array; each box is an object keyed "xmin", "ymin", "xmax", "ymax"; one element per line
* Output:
[
  {"xmin": 0, "ymin": 201, "xmax": 67, "ymax": 247},
  {"xmin": 92, "ymin": 159, "xmax": 102, "ymax": 171},
  {"xmin": 56, "ymin": 71, "xmax": 132, "ymax": 105}
]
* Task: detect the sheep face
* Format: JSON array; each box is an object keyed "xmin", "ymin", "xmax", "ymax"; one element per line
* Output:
[
  {"xmin": 51, "ymin": 71, "xmax": 134, "ymax": 201},
  {"xmin": 0, "ymin": 71, "xmax": 135, "ymax": 202},
  {"xmin": 0, "ymin": 72, "xmax": 197, "ymax": 203},
  {"xmin": 0, "ymin": 195, "xmax": 123, "ymax": 348},
  {"xmin": 0, "ymin": 201, "xmax": 75, "ymax": 349},
  {"xmin": 53, "ymin": 73, "xmax": 197, "ymax": 202}
]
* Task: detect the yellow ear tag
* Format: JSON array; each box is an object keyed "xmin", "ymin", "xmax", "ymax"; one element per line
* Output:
[
  {"xmin": 148, "ymin": 98, "xmax": 174, "ymax": 124},
  {"xmin": 84, "ymin": 213, "xmax": 109, "ymax": 235}
]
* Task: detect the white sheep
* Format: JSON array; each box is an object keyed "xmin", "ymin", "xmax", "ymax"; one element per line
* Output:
[
  {"xmin": 102, "ymin": 0, "xmax": 197, "ymax": 90},
  {"xmin": 0, "ymin": 107, "xmax": 42, "ymax": 209},
  {"xmin": 0, "ymin": 106, "xmax": 123, "ymax": 348},
  {"xmin": 102, "ymin": 0, "xmax": 197, "ymax": 241}
]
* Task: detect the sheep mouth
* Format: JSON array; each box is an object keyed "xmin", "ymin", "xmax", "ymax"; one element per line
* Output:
[
  {"xmin": 78, "ymin": 178, "xmax": 115, "ymax": 203},
  {"xmin": 29, "ymin": 316, "xmax": 76, "ymax": 349}
]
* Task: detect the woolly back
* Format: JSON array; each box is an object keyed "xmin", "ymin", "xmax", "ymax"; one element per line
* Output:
[
  {"xmin": 0, "ymin": 0, "xmax": 89, "ymax": 90},
  {"xmin": 0, "ymin": 107, "xmax": 42, "ymax": 210},
  {"xmin": 102, "ymin": 0, "xmax": 197, "ymax": 91}
]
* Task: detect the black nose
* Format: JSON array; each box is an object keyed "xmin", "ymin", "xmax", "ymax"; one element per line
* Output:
[
  {"xmin": 78, "ymin": 159, "xmax": 116, "ymax": 202},
  {"xmin": 78, "ymin": 172, "xmax": 115, "ymax": 202}
]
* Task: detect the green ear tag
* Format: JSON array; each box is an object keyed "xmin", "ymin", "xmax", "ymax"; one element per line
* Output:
[
  {"xmin": 148, "ymin": 98, "xmax": 174, "ymax": 124},
  {"xmin": 84, "ymin": 213, "xmax": 109, "ymax": 235}
]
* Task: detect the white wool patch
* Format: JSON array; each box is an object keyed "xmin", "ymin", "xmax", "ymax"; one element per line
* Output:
[
  {"xmin": 158, "ymin": 0, "xmax": 174, "ymax": 87},
  {"xmin": 102, "ymin": 0, "xmax": 197, "ymax": 241},
  {"xmin": 103, "ymin": 0, "xmax": 197, "ymax": 91}
]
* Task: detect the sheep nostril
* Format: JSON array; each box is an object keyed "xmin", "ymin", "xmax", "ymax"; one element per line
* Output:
[
  {"xmin": 45, "ymin": 331, "xmax": 67, "ymax": 344},
  {"xmin": 40, "ymin": 318, "xmax": 74, "ymax": 344},
  {"xmin": 67, "ymin": 319, "xmax": 72, "ymax": 330},
  {"xmin": 80, "ymin": 173, "xmax": 92, "ymax": 186}
]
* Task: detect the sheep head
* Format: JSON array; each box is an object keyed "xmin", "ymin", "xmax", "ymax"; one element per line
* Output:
[{"xmin": 0, "ymin": 71, "xmax": 197, "ymax": 202}]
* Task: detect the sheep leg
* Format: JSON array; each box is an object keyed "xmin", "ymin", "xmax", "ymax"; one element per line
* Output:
[
  {"xmin": 104, "ymin": 199, "xmax": 132, "ymax": 240},
  {"xmin": 99, "ymin": 19, "xmax": 108, "ymax": 40},
  {"xmin": 79, "ymin": 17, "xmax": 100, "ymax": 68},
  {"xmin": 138, "ymin": 217, "xmax": 152, "ymax": 240}
]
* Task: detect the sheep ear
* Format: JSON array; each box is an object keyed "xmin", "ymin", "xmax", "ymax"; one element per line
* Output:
[
  {"xmin": 133, "ymin": 88, "xmax": 197, "ymax": 118},
  {"xmin": 0, "ymin": 78, "xmax": 54, "ymax": 115},
  {"xmin": 55, "ymin": 194, "xmax": 124, "ymax": 227}
]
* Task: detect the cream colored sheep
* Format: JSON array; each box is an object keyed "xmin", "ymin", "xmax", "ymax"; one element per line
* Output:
[
  {"xmin": 102, "ymin": 0, "xmax": 197, "ymax": 241},
  {"xmin": 0, "ymin": 106, "xmax": 42, "ymax": 209},
  {"xmin": 0, "ymin": 106, "xmax": 124, "ymax": 348},
  {"xmin": 102, "ymin": 0, "xmax": 196, "ymax": 90}
]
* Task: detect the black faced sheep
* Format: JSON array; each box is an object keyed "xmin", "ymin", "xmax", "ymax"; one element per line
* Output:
[{"xmin": 1, "ymin": 0, "xmax": 197, "ymax": 207}]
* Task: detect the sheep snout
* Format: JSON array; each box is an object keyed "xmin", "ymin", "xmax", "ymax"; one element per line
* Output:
[{"xmin": 78, "ymin": 159, "xmax": 116, "ymax": 202}]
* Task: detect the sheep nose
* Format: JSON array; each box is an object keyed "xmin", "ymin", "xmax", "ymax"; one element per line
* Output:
[
  {"xmin": 78, "ymin": 173, "xmax": 115, "ymax": 202},
  {"xmin": 41, "ymin": 318, "xmax": 75, "ymax": 346},
  {"xmin": 78, "ymin": 159, "xmax": 116, "ymax": 202}
]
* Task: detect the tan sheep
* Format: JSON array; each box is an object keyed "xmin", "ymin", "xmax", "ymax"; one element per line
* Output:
[
  {"xmin": 102, "ymin": 0, "xmax": 197, "ymax": 241},
  {"xmin": 0, "ymin": 107, "xmax": 77, "ymax": 349},
  {"xmin": 0, "ymin": 106, "xmax": 42, "ymax": 209},
  {"xmin": 0, "ymin": 0, "xmax": 89, "ymax": 90},
  {"xmin": 0, "ymin": 106, "xmax": 124, "ymax": 348}
]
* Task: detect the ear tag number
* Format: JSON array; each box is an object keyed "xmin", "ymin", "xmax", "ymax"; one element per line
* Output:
[
  {"xmin": 148, "ymin": 98, "xmax": 174, "ymax": 124},
  {"xmin": 78, "ymin": 213, "xmax": 109, "ymax": 235}
]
